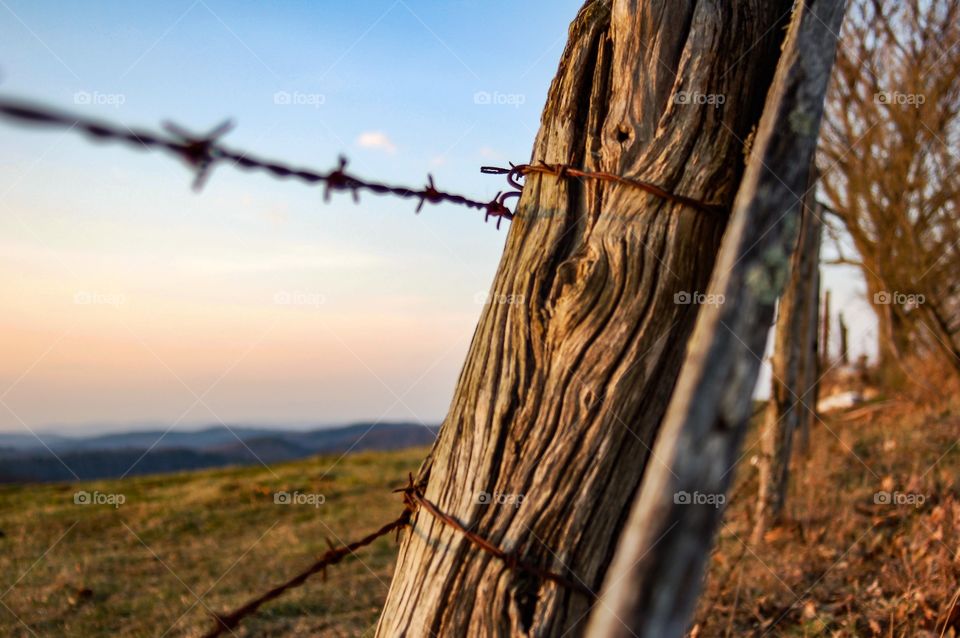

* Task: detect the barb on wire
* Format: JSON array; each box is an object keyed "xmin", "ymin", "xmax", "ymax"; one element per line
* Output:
[
  {"xmin": 162, "ymin": 119, "xmax": 234, "ymax": 191},
  {"xmin": 0, "ymin": 97, "xmax": 515, "ymax": 227}
]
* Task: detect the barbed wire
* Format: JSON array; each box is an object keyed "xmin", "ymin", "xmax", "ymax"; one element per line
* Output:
[
  {"xmin": 0, "ymin": 97, "xmax": 515, "ymax": 227},
  {"xmin": 202, "ymin": 508, "xmax": 413, "ymax": 638},
  {"xmin": 202, "ymin": 475, "xmax": 593, "ymax": 637},
  {"xmin": 0, "ymin": 97, "xmax": 724, "ymax": 229},
  {"xmin": 403, "ymin": 481, "xmax": 597, "ymax": 601}
]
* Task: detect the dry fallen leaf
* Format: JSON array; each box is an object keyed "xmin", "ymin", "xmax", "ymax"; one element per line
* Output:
[{"xmin": 882, "ymin": 476, "xmax": 896, "ymax": 492}]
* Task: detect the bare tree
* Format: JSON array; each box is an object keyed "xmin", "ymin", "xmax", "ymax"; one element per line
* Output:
[
  {"xmin": 376, "ymin": 1, "xmax": 800, "ymax": 635},
  {"xmin": 819, "ymin": 0, "xmax": 960, "ymax": 377}
]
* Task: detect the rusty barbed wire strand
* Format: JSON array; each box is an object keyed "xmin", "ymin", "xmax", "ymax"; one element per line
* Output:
[
  {"xmin": 0, "ymin": 97, "xmax": 515, "ymax": 227},
  {"xmin": 202, "ymin": 476, "xmax": 594, "ymax": 637},
  {"xmin": 0, "ymin": 97, "xmax": 724, "ymax": 228},
  {"xmin": 202, "ymin": 507, "xmax": 413, "ymax": 638}
]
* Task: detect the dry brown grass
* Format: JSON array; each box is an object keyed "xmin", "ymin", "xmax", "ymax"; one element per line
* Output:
[
  {"xmin": 0, "ymin": 447, "xmax": 424, "ymax": 637},
  {"xmin": 693, "ymin": 393, "xmax": 960, "ymax": 637}
]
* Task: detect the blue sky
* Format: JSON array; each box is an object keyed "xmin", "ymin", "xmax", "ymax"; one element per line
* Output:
[
  {"xmin": 0, "ymin": 0, "xmax": 588, "ymax": 433},
  {"xmin": 0, "ymin": 0, "xmax": 873, "ymax": 434}
]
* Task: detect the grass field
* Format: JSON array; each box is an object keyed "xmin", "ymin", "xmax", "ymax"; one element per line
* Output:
[
  {"xmin": 0, "ymin": 447, "xmax": 425, "ymax": 637},
  {"xmin": 3, "ymin": 399, "xmax": 959, "ymax": 637}
]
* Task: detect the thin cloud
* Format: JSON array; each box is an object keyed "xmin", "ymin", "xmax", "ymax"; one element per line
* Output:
[{"xmin": 356, "ymin": 131, "xmax": 397, "ymax": 154}]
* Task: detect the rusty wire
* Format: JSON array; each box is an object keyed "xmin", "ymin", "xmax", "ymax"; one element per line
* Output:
[
  {"xmin": 202, "ymin": 507, "xmax": 413, "ymax": 638},
  {"xmin": 202, "ymin": 475, "xmax": 593, "ymax": 637},
  {"xmin": 401, "ymin": 478, "xmax": 597, "ymax": 602},
  {"xmin": 0, "ymin": 97, "xmax": 723, "ymax": 228},
  {"xmin": 481, "ymin": 162, "xmax": 727, "ymax": 217},
  {"xmin": 0, "ymin": 97, "xmax": 515, "ymax": 227}
]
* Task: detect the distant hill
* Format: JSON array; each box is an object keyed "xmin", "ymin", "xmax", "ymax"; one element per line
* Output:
[{"xmin": 0, "ymin": 422, "xmax": 438, "ymax": 483}]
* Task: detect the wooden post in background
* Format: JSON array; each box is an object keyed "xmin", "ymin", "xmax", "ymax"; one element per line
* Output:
[
  {"xmin": 839, "ymin": 312, "xmax": 849, "ymax": 365},
  {"xmin": 821, "ymin": 289, "xmax": 832, "ymax": 367}
]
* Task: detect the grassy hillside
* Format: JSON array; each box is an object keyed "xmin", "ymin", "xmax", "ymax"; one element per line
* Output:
[
  {"xmin": 0, "ymin": 447, "xmax": 426, "ymax": 637},
  {"xmin": 3, "ymin": 400, "xmax": 959, "ymax": 637}
]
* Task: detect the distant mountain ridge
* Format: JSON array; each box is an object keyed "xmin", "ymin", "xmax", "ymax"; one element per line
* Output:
[{"xmin": 0, "ymin": 422, "xmax": 438, "ymax": 483}]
